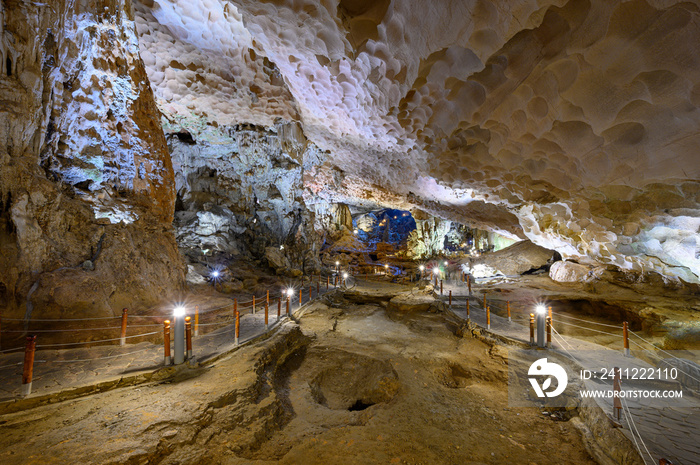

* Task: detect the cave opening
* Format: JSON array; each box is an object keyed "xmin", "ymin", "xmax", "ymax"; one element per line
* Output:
[{"xmin": 5, "ymin": 56, "xmax": 11, "ymax": 76}]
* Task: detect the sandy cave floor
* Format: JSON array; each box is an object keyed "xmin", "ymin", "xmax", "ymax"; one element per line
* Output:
[{"xmin": 0, "ymin": 297, "xmax": 599, "ymax": 465}]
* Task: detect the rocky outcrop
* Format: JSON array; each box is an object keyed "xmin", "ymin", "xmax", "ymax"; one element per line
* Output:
[
  {"xmin": 462, "ymin": 241, "xmax": 556, "ymax": 277},
  {"xmin": 170, "ymin": 122, "xmax": 328, "ymax": 274},
  {"xmin": 550, "ymin": 261, "xmax": 593, "ymax": 283},
  {"xmin": 406, "ymin": 211, "xmax": 451, "ymax": 259},
  {"xmin": 0, "ymin": 0, "xmax": 185, "ymax": 318}
]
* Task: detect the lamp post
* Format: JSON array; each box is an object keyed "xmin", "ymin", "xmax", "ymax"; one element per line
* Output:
[
  {"xmin": 535, "ymin": 305, "xmax": 546, "ymax": 348},
  {"xmin": 419, "ymin": 264, "xmax": 424, "ymax": 280},
  {"xmin": 173, "ymin": 306, "xmax": 186, "ymax": 365}
]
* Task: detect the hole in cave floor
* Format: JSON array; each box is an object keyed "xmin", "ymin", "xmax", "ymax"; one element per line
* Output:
[{"xmin": 347, "ymin": 399, "xmax": 375, "ymax": 411}]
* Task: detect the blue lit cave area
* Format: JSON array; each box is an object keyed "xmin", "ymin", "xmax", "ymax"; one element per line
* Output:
[{"xmin": 0, "ymin": 1, "xmax": 699, "ymax": 464}]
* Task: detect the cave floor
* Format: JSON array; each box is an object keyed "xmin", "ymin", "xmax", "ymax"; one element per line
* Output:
[{"xmin": 0, "ymin": 295, "xmax": 599, "ymax": 465}]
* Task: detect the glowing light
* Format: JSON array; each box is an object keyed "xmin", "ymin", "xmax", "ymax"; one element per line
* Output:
[
  {"xmin": 287, "ymin": 288, "xmax": 295, "ymax": 297},
  {"xmin": 419, "ymin": 265, "xmax": 425, "ymax": 271},
  {"xmin": 173, "ymin": 306, "xmax": 186, "ymax": 318},
  {"xmin": 535, "ymin": 305, "xmax": 547, "ymax": 315},
  {"xmin": 342, "ymin": 272, "xmax": 348, "ymax": 279},
  {"xmin": 384, "ymin": 264, "xmax": 389, "ymax": 269},
  {"xmin": 353, "ymin": 229, "xmax": 358, "ymax": 234},
  {"xmin": 433, "ymin": 268, "xmax": 440, "ymax": 275},
  {"xmin": 211, "ymin": 270, "xmax": 220, "ymax": 278},
  {"xmin": 335, "ymin": 261, "xmax": 339, "ymax": 266},
  {"xmin": 280, "ymin": 245, "xmax": 284, "ymax": 250},
  {"xmin": 443, "ymin": 261, "xmax": 448, "ymax": 266}
]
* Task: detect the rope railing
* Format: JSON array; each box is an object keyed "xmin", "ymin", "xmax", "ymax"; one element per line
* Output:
[
  {"xmin": 553, "ymin": 319, "xmax": 624, "ymax": 338},
  {"xmin": 35, "ymin": 331, "xmax": 160, "ymax": 348},
  {"xmin": 621, "ymin": 396, "xmax": 655, "ymax": 465},
  {"xmin": 0, "ymin": 274, "xmax": 334, "ymax": 399}
]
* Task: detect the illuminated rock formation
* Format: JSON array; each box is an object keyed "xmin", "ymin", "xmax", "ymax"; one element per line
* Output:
[
  {"xmin": 0, "ymin": 0, "xmax": 184, "ymax": 317},
  {"xmin": 132, "ymin": 0, "xmax": 700, "ymax": 282},
  {"xmin": 2, "ymin": 0, "xmax": 700, "ymax": 323}
]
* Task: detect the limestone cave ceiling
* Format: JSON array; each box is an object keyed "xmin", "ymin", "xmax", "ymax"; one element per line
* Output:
[{"xmin": 130, "ymin": 0, "xmax": 700, "ymax": 283}]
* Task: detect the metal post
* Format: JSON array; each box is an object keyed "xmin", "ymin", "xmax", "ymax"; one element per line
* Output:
[
  {"xmin": 486, "ymin": 306, "xmax": 491, "ymax": 330},
  {"xmin": 185, "ymin": 316, "xmax": 192, "ymax": 359},
  {"xmin": 194, "ymin": 305, "xmax": 199, "ymax": 337},
  {"xmin": 21, "ymin": 335, "xmax": 37, "ymax": 397},
  {"xmin": 163, "ymin": 321, "xmax": 171, "ymax": 365},
  {"xmin": 613, "ymin": 367, "xmax": 622, "ymax": 420},
  {"xmin": 120, "ymin": 308, "xmax": 128, "ymax": 346},
  {"xmin": 265, "ymin": 301, "xmax": 269, "ymax": 331},
  {"xmin": 546, "ymin": 316, "xmax": 552, "ymax": 348},
  {"xmin": 623, "ymin": 322, "xmax": 630, "ymax": 356},
  {"xmin": 529, "ymin": 313, "xmax": 535, "ymax": 345},
  {"xmin": 174, "ymin": 316, "xmax": 185, "ymax": 365},
  {"xmin": 536, "ymin": 311, "xmax": 546, "ymax": 348},
  {"xmin": 252, "ymin": 295, "xmax": 256, "ymax": 314},
  {"xmin": 235, "ymin": 310, "xmax": 240, "ymax": 346},
  {"xmin": 507, "ymin": 301, "xmax": 511, "ymax": 322}
]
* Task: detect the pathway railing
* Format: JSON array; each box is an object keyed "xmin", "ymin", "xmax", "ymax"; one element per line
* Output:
[{"xmin": 0, "ymin": 275, "xmax": 335, "ymax": 400}]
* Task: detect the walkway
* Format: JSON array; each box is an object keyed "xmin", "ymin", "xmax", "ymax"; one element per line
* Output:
[
  {"xmin": 0, "ymin": 281, "xmax": 334, "ymax": 411},
  {"xmin": 436, "ymin": 278, "xmax": 700, "ymax": 465}
]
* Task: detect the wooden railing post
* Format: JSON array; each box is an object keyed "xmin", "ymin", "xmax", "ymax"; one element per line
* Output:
[
  {"xmin": 185, "ymin": 316, "xmax": 193, "ymax": 359},
  {"xmin": 21, "ymin": 335, "xmax": 37, "ymax": 397},
  {"xmin": 235, "ymin": 310, "xmax": 240, "ymax": 346},
  {"xmin": 194, "ymin": 305, "xmax": 199, "ymax": 336},
  {"xmin": 163, "ymin": 321, "xmax": 171, "ymax": 365},
  {"xmin": 120, "ymin": 308, "xmax": 128, "ymax": 346}
]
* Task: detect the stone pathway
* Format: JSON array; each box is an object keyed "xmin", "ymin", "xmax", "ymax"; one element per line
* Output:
[
  {"xmin": 438, "ymin": 279, "xmax": 700, "ymax": 465},
  {"xmin": 0, "ymin": 285, "xmax": 333, "ymax": 407}
]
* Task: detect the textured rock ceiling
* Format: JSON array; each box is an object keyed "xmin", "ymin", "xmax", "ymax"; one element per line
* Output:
[{"xmin": 133, "ymin": 0, "xmax": 700, "ymax": 282}]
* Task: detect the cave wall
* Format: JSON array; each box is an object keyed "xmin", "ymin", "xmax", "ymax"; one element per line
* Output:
[
  {"xmin": 406, "ymin": 210, "xmax": 451, "ymax": 259},
  {"xmin": 0, "ymin": 0, "xmax": 185, "ymax": 318},
  {"xmin": 171, "ymin": 120, "xmax": 328, "ymax": 273}
]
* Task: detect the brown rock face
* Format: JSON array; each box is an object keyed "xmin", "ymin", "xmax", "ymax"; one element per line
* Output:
[{"xmin": 0, "ymin": 0, "xmax": 184, "ymax": 318}]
